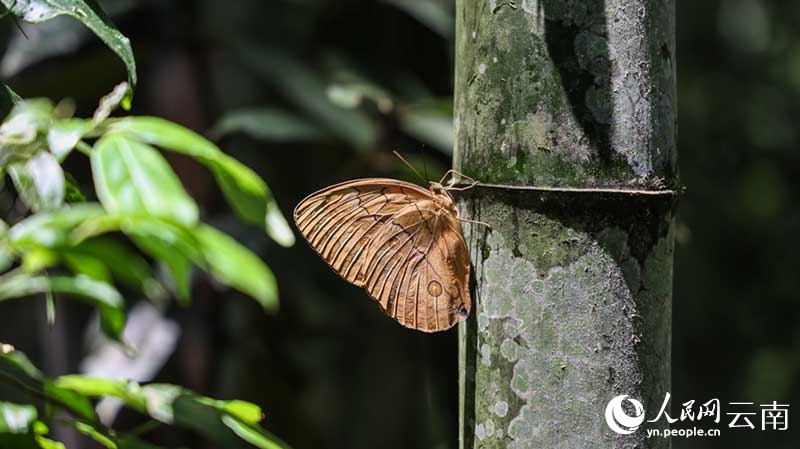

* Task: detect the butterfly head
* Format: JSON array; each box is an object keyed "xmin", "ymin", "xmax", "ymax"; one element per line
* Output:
[{"xmin": 429, "ymin": 181, "xmax": 445, "ymax": 193}]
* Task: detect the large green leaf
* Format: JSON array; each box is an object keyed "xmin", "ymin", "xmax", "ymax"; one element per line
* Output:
[
  {"xmin": 195, "ymin": 225, "xmax": 278, "ymax": 311},
  {"xmin": 9, "ymin": 151, "xmax": 65, "ymax": 211},
  {"xmin": 2, "ymin": 0, "xmax": 137, "ymax": 102},
  {"xmin": 67, "ymin": 238, "xmax": 161, "ymax": 298},
  {"xmin": 107, "ymin": 116, "xmax": 295, "ymax": 247},
  {"xmin": 74, "ymin": 214, "xmax": 202, "ymax": 301},
  {"xmin": 92, "ymin": 134, "xmax": 198, "ymax": 225}
]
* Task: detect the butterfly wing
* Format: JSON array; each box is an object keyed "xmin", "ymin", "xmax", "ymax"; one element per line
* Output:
[{"xmin": 293, "ymin": 179, "xmax": 470, "ymax": 332}]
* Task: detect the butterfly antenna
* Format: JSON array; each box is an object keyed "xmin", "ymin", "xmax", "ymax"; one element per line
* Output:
[
  {"xmin": 421, "ymin": 145, "xmax": 430, "ymax": 182},
  {"xmin": 393, "ymin": 150, "xmax": 427, "ymax": 184}
]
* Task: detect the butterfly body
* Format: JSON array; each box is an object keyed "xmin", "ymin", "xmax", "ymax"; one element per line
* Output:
[{"xmin": 294, "ymin": 178, "xmax": 471, "ymax": 332}]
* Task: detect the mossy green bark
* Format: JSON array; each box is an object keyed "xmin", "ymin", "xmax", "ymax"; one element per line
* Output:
[
  {"xmin": 454, "ymin": 0, "xmax": 676, "ymax": 188},
  {"xmin": 453, "ymin": 1, "xmax": 677, "ymax": 448}
]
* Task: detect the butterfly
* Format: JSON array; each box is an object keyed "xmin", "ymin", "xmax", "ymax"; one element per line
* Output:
[{"xmin": 293, "ymin": 164, "xmax": 483, "ymax": 332}]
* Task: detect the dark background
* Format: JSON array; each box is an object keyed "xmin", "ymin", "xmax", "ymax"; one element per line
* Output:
[{"xmin": 1, "ymin": 1, "xmax": 798, "ymax": 448}]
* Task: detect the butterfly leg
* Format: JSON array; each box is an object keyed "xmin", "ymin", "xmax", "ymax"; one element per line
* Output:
[{"xmin": 440, "ymin": 169, "xmax": 479, "ymax": 187}]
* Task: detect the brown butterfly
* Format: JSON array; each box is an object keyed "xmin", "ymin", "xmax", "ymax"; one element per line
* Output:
[{"xmin": 293, "ymin": 165, "xmax": 482, "ymax": 332}]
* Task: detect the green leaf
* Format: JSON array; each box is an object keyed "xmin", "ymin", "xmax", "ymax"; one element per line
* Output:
[
  {"xmin": 35, "ymin": 436, "xmax": 66, "ymax": 449},
  {"xmin": 54, "ymin": 376, "xmax": 146, "ymax": 412},
  {"xmin": 195, "ymin": 225, "xmax": 278, "ymax": 311},
  {"xmin": 140, "ymin": 384, "xmax": 286, "ymax": 448},
  {"xmin": 2, "ymin": 0, "xmax": 137, "ymax": 101},
  {"xmin": 0, "ymin": 402, "xmax": 37, "ymax": 434},
  {"xmin": 47, "ymin": 118, "xmax": 92, "ymax": 161},
  {"xmin": 0, "ymin": 273, "xmax": 122, "ymax": 310},
  {"xmin": 0, "ymin": 83, "xmax": 21, "ymax": 118},
  {"xmin": 9, "ymin": 151, "xmax": 65, "ymax": 211},
  {"xmin": 0, "ymin": 347, "xmax": 97, "ymax": 421},
  {"xmin": 221, "ymin": 416, "xmax": 288, "ymax": 449},
  {"xmin": 92, "ymin": 134, "xmax": 198, "ymax": 225},
  {"xmin": 74, "ymin": 422, "xmax": 117, "ymax": 449},
  {"xmin": 0, "ymin": 99, "xmax": 52, "ymax": 146},
  {"xmin": 62, "ymin": 251, "xmax": 112, "ymax": 282},
  {"xmin": 210, "ymin": 108, "xmax": 325, "ymax": 142},
  {"xmin": 194, "ymin": 397, "xmax": 263, "ymax": 426},
  {"xmin": 398, "ymin": 100, "xmax": 454, "ymax": 155},
  {"xmin": 8, "ymin": 203, "xmax": 105, "ymax": 249},
  {"xmin": 107, "ymin": 116, "xmax": 295, "ymax": 247},
  {"xmin": 74, "ymin": 214, "xmax": 202, "ymax": 301},
  {"xmin": 0, "ymin": 219, "xmax": 12, "ymax": 273},
  {"xmin": 68, "ymin": 238, "xmax": 161, "ymax": 298},
  {"xmin": 235, "ymin": 44, "xmax": 378, "ymax": 150},
  {"xmin": 141, "ymin": 383, "xmax": 182, "ymax": 424}
]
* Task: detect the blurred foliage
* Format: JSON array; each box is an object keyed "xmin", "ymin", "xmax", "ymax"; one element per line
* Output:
[
  {"xmin": 0, "ymin": 0, "xmax": 797, "ymax": 448},
  {"xmin": 1, "ymin": 1, "xmax": 294, "ymax": 447},
  {"xmin": 674, "ymin": 1, "xmax": 799, "ymax": 448}
]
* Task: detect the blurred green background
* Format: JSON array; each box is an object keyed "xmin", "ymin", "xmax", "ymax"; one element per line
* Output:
[{"xmin": 1, "ymin": 0, "xmax": 798, "ymax": 448}]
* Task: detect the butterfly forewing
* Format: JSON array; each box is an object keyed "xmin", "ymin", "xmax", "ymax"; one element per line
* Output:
[{"xmin": 293, "ymin": 178, "xmax": 471, "ymax": 332}]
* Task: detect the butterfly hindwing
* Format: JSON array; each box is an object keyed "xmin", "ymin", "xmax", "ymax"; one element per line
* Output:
[{"xmin": 294, "ymin": 178, "xmax": 471, "ymax": 332}]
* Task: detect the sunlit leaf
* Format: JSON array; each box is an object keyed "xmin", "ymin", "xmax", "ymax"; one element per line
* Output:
[
  {"xmin": 9, "ymin": 203, "xmax": 105, "ymax": 249},
  {"xmin": 0, "ymin": 99, "xmax": 52, "ymax": 145},
  {"xmin": 92, "ymin": 134, "xmax": 198, "ymax": 225},
  {"xmin": 211, "ymin": 108, "xmax": 325, "ymax": 142},
  {"xmin": 141, "ymin": 384, "xmax": 284, "ymax": 448},
  {"xmin": 47, "ymin": 119, "xmax": 91, "ymax": 161},
  {"xmin": 35, "ymin": 435, "xmax": 66, "ymax": 449},
  {"xmin": 221, "ymin": 415, "xmax": 288, "ymax": 449},
  {"xmin": 9, "ymin": 151, "xmax": 65, "ymax": 211},
  {"xmin": 107, "ymin": 116, "xmax": 295, "ymax": 247},
  {"xmin": 0, "ymin": 402, "xmax": 37, "ymax": 434},
  {"xmin": 55, "ymin": 376, "xmax": 146, "ymax": 412},
  {"xmin": 74, "ymin": 422, "xmax": 117, "ymax": 449},
  {"xmin": 194, "ymin": 397, "xmax": 263, "ymax": 426},
  {"xmin": 1, "ymin": 0, "xmax": 137, "ymax": 101},
  {"xmin": 195, "ymin": 224, "xmax": 278, "ymax": 311}
]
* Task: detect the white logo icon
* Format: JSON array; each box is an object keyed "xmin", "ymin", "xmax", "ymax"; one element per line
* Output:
[{"xmin": 606, "ymin": 395, "xmax": 645, "ymax": 434}]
